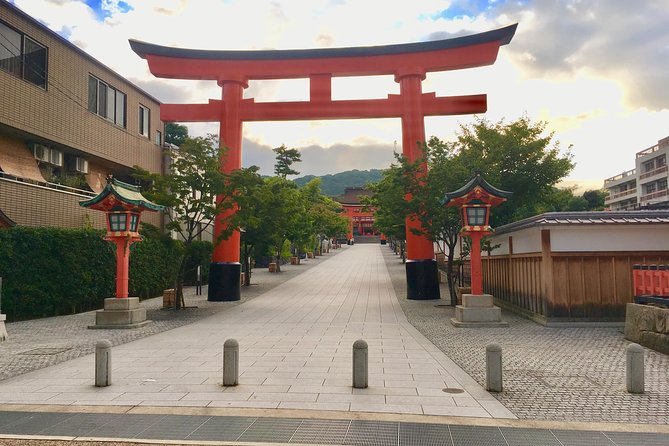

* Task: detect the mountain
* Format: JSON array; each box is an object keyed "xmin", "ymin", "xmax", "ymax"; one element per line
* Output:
[{"xmin": 294, "ymin": 169, "xmax": 383, "ymax": 196}]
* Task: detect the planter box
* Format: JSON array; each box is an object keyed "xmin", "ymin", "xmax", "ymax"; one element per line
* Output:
[
  {"xmin": 268, "ymin": 262, "xmax": 277, "ymax": 273},
  {"xmin": 290, "ymin": 256, "xmax": 299, "ymax": 265},
  {"xmin": 163, "ymin": 289, "xmax": 175, "ymax": 308}
]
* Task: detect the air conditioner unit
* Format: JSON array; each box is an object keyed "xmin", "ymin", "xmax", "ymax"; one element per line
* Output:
[
  {"xmin": 73, "ymin": 156, "xmax": 89, "ymax": 174},
  {"xmin": 48, "ymin": 149, "xmax": 63, "ymax": 167},
  {"xmin": 32, "ymin": 143, "xmax": 49, "ymax": 162}
]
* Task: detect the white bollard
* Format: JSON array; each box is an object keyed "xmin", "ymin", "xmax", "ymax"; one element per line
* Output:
[
  {"xmin": 626, "ymin": 343, "xmax": 644, "ymax": 394},
  {"xmin": 486, "ymin": 344, "xmax": 503, "ymax": 392},
  {"xmin": 95, "ymin": 340, "xmax": 112, "ymax": 387},
  {"xmin": 223, "ymin": 338, "xmax": 239, "ymax": 386},
  {"xmin": 352, "ymin": 339, "xmax": 368, "ymax": 389}
]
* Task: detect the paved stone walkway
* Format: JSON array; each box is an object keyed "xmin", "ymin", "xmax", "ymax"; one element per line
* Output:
[
  {"xmin": 0, "ymin": 245, "xmax": 512, "ymax": 418},
  {"xmin": 0, "ymin": 251, "xmax": 327, "ymax": 381},
  {"xmin": 384, "ymin": 247, "xmax": 669, "ymax": 424}
]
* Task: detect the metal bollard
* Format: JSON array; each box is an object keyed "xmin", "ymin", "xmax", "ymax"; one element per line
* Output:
[
  {"xmin": 95, "ymin": 340, "xmax": 112, "ymax": 387},
  {"xmin": 352, "ymin": 339, "xmax": 368, "ymax": 389},
  {"xmin": 223, "ymin": 338, "xmax": 239, "ymax": 386},
  {"xmin": 626, "ymin": 343, "xmax": 645, "ymax": 394},
  {"xmin": 486, "ymin": 344, "xmax": 503, "ymax": 392}
]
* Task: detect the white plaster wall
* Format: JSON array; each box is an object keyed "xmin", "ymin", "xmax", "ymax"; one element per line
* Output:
[
  {"xmin": 550, "ymin": 225, "xmax": 669, "ymax": 252},
  {"xmin": 489, "ymin": 227, "xmax": 541, "ymax": 255}
]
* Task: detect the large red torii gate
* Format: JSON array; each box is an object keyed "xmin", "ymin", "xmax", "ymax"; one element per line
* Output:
[{"xmin": 130, "ymin": 24, "xmax": 516, "ymax": 302}]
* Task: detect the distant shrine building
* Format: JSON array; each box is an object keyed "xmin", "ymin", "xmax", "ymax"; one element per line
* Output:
[{"xmin": 336, "ymin": 187, "xmax": 379, "ymax": 243}]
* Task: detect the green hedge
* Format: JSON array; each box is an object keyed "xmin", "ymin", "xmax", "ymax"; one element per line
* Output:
[{"xmin": 0, "ymin": 227, "xmax": 181, "ymax": 321}]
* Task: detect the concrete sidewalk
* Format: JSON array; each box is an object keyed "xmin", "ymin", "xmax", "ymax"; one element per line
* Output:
[{"xmin": 0, "ymin": 245, "xmax": 513, "ymax": 418}]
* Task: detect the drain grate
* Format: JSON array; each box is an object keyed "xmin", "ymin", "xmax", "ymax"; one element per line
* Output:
[{"xmin": 18, "ymin": 348, "xmax": 72, "ymax": 355}]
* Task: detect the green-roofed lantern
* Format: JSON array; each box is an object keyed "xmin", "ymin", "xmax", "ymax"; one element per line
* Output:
[
  {"xmin": 80, "ymin": 178, "xmax": 163, "ymax": 302},
  {"xmin": 443, "ymin": 174, "xmax": 511, "ymax": 297}
]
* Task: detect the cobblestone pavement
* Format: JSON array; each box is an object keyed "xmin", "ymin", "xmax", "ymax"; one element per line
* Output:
[
  {"xmin": 383, "ymin": 247, "xmax": 669, "ymax": 424},
  {"xmin": 0, "ymin": 251, "xmax": 335, "ymax": 382}
]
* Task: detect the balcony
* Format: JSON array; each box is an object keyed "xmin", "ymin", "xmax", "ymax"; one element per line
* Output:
[
  {"xmin": 604, "ymin": 169, "xmax": 636, "ymax": 186},
  {"xmin": 605, "ymin": 188, "xmax": 637, "ymax": 203},
  {"xmin": 639, "ymin": 165, "xmax": 668, "ymax": 181},
  {"xmin": 640, "ymin": 189, "xmax": 668, "ymax": 202},
  {"xmin": 636, "ymin": 144, "xmax": 659, "ymax": 159}
]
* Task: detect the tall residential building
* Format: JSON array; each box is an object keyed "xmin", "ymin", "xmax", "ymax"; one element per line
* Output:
[
  {"xmin": 604, "ymin": 136, "xmax": 669, "ymax": 211},
  {"xmin": 0, "ymin": 1, "xmax": 164, "ymax": 229}
]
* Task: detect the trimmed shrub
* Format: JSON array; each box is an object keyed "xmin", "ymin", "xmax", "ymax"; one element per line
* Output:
[{"xmin": 0, "ymin": 227, "xmax": 181, "ymax": 321}]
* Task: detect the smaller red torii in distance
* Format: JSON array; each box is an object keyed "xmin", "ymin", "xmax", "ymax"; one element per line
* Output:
[{"xmin": 131, "ymin": 24, "xmax": 516, "ymax": 302}]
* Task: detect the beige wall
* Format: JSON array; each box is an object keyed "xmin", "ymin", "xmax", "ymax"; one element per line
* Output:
[
  {"xmin": 0, "ymin": 2, "xmax": 163, "ymax": 174},
  {"xmin": 0, "ymin": 178, "xmax": 161, "ymax": 230}
]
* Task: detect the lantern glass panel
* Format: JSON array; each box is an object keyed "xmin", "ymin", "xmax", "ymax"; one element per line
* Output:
[
  {"xmin": 129, "ymin": 214, "xmax": 139, "ymax": 232},
  {"xmin": 109, "ymin": 213, "xmax": 127, "ymax": 231},
  {"xmin": 466, "ymin": 207, "xmax": 487, "ymax": 226}
]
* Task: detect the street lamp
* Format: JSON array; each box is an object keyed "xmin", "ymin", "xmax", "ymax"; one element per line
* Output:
[
  {"xmin": 443, "ymin": 174, "xmax": 511, "ymax": 295},
  {"xmin": 80, "ymin": 178, "xmax": 163, "ymax": 328}
]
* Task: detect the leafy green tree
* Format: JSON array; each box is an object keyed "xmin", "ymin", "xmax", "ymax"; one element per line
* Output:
[
  {"xmin": 261, "ymin": 176, "xmax": 303, "ymax": 271},
  {"xmin": 450, "ymin": 117, "xmax": 575, "ymax": 225},
  {"xmin": 364, "ymin": 158, "xmax": 412, "ymax": 261},
  {"xmin": 273, "ymin": 144, "xmax": 302, "ymax": 177},
  {"xmin": 583, "ymin": 189, "xmax": 607, "ymax": 210},
  {"xmin": 134, "ymin": 135, "xmax": 241, "ymax": 308},
  {"xmin": 299, "ymin": 178, "xmax": 348, "ymax": 251},
  {"xmin": 368, "ymin": 117, "xmax": 574, "ymax": 304},
  {"xmin": 164, "ymin": 123, "xmax": 189, "ymax": 147},
  {"xmin": 226, "ymin": 166, "xmax": 265, "ymax": 286}
]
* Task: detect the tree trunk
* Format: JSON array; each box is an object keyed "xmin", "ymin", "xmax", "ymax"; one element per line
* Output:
[
  {"xmin": 446, "ymin": 247, "xmax": 457, "ymax": 306},
  {"xmin": 175, "ymin": 255, "xmax": 187, "ymax": 310}
]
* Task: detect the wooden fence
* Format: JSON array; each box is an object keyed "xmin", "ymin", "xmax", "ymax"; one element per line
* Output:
[{"xmin": 482, "ymin": 252, "xmax": 669, "ymax": 322}]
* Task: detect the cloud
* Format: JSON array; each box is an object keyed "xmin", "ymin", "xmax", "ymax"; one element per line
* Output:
[
  {"xmin": 242, "ymin": 138, "xmax": 396, "ymax": 177},
  {"xmin": 491, "ymin": 0, "xmax": 669, "ymax": 110}
]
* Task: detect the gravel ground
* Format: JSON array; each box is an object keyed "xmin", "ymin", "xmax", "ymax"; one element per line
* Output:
[
  {"xmin": 0, "ymin": 250, "xmax": 340, "ymax": 382},
  {"xmin": 382, "ymin": 246, "xmax": 669, "ymax": 424}
]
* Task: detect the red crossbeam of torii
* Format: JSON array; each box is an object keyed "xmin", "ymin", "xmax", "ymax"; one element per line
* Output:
[{"xmin": 131, "ymin": 24, "xmax": 517, "ymax": 302}]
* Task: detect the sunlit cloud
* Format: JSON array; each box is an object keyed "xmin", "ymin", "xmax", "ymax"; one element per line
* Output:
[{"xmin": 10, "ymin": 0, "xmax": 668, "ymax": 185}]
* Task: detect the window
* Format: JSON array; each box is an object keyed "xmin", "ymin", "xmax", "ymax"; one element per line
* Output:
[
  {"xmin": 0, "ymin": 20, "xmax": 47, "ymax": 88},
  {"xmin": 657, "ymin": 155, "xmax": 666, "ymax": 168},
  {"xmin": 658, "ymin": 179, "xmax": 667, "ymax": 191},
  {"xmin": 155, "ymin": 130, "xmax": 162, "ymax": 146},
  {"xmin": 139, "ymin": 105, "xmax": 150, "ymax": 137},
  {"xmin": 646, "ymin": 183, "xmax": 657, "ymax": 194},
  {"xmin": 644, "ymin": 160, "xmax": 655, "ymax": 172},
  {"xmin": 88, "ymin": 75, "xmax": 126, "ymax": 127}
]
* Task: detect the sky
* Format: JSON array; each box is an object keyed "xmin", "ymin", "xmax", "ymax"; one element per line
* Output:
[{"xmin": 10, "ymin": 0, "xmax": 669, "ymax": 189}]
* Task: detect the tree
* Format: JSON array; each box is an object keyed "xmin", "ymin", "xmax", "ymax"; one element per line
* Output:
[
  {"xmin": 299, "ymin": 178, "xmax": 348, "ymax": 252},
  {"xmin": 364, "ymin": 157, "xmax": 413, "ymax": 261},
  {"xmin": 164, "ymin": 123, "xmax": 189, "ymax": 147},
  {"xmin": 583, "ymin": 189, "xmax": 607, "ymax": 210},
  {"xmin": 369, "ymin": 117, "xmax": 575, "ymax": 304},
  {"xmin": 134, "ymin": 135, "xmax": 242, "ymax": 308},
  {"xmin": 450, "ymin": 116, "xmax": 575, "ymax": 225},
  {"xmin": 273, "ymin": 144, "xmax": 301, "ymax": 177}
]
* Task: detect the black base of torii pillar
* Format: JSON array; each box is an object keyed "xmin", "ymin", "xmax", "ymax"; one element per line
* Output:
[{"xmin": 208, "ymin": 262, "xmax": 241, "ymax": 301}]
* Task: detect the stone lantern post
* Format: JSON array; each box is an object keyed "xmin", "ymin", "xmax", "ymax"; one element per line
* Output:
[
  {"xmin": 443, "ymin": 174, "xmax": 511, "ymax": 327},
  {"xmin": 80, "ymin": 178, "xmax": 163, "ymax": 329}
]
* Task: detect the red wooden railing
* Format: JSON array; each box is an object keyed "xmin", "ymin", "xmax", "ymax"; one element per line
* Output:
[{"xmin": 633, "ymin": 264, "xmax": 669, "ymax": 297}]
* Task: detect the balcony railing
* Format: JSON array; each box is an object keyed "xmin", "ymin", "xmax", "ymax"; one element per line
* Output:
[
  {"xmin": 605, "ymin": 188, "xmax": 637, "ymax": 203},
  {"xmin": 639, "ymin": 165, "xmax": 668, "ymax": 181},
  {"xmin": 640, "ymin": 189, "xmax": 668, "ymax": 202},
  {"xmin": 637, "ymin": 144, "xmax": 660, "ymax": 158},
  {"xmin": 0, "ymin": 172, "xmax": 96, "ymax": 197},
  {"xmin": 604, "ymin": 169, "xmax": 636, "ymax": 185}
]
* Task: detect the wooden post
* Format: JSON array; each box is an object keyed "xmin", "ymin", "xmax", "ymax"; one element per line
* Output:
[{"xmin": 540, "ymin": 229, "xmax": 553, "ymax": 317}]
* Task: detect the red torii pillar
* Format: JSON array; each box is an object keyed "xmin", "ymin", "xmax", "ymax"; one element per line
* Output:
[{"xmin": 130, "ymin": 24, "xmax": 516, "ymax": 301}]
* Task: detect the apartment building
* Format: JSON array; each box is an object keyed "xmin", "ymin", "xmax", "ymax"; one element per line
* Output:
[
  {"xmin": 0, "ymin": 1, "xmax": 164, "ymax": 229},
  {"xmin": 604, "ymin": 136, "xmax": 669, "ymax": 211}
]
